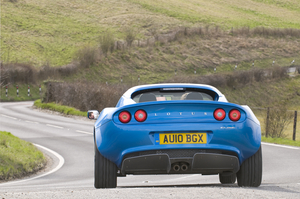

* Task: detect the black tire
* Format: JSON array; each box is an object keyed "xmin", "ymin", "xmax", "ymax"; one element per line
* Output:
[
  {"xmin": 237, "ymin": 146, "xmax": 262, "ymax": 187},
  {"xmin": 219, "ymin": 173, "xmax": 236, "ymax": 184},
  {"xmin": 94, "ymin": 145, "xmax": 117, "ymax": 188}
]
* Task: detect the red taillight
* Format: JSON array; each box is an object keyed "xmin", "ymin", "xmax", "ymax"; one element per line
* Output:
[
  {"xmin": 134, "ymin": 109, "xmax": 147, "ymax": 122},
  {"xmin": 229, "ymin": 109, "xmax": 241, "ymax": 121},
  {"xmin": 214, "ymin": 108, "xmax": 226, "ymax": 121},
  {"xmin": 119, "ymin": 111, "xmax": 131, "ymax": 123}
]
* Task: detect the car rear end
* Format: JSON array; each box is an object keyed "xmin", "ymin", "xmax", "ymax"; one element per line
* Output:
[{"xmin": 95, "ymin": 100, "xmax": 261, "ymax": 175}]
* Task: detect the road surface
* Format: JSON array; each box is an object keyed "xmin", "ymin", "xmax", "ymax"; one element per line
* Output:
[{"xmin": 0, "ymin": 101, "xmax": 299, "ymax": 198}]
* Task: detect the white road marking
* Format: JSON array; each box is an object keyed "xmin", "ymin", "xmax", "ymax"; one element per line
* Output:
[
  {"xmin": 76, "ymin": 130, "xmax": 93, "ymax": 135},
  {"xmin": 26, "ymin": 120, "xmax": 39, "ymax": 124},
  {"xmin": 262, "ymin": 142, "xmax": 299, "ymax": 150},
  {"xmin": 46, "ymin": 124, "xmax": 63, "ymax": 129},
  {"xmin": 1, "ymin": 114, "xmax": 17, "ymax": 120},
  {"xmin": 0, "ymin": 144, "xmax": 64, "ymax": 186}
]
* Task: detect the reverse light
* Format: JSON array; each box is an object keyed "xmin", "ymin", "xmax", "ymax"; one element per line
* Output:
[
  {"xmin": 229, "ymin": 109, "xmax": 241, "ymax": 121},
  {"xmin": 119, "ymin": 111, "xmax": 131, "ymax": 123},
  {"xmin": 214, "ymin": 108, "xmax": 226, "ymax": 121},
  {"xmin": 134, "ymin": 110, "xmax": 147, "ymax": 122}
]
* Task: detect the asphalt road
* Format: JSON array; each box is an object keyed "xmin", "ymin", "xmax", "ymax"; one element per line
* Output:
[{"xmin": 0, "ymin": 101, "xmax": 300, "ymax": 199}]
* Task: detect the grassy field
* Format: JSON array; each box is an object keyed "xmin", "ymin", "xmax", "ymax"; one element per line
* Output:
[
  {"xmin": 1, "ymin": 0, "xmax": 300, "ymax": 66},
  {"xmin": 129, "ymin": 0, "xmax": 300, "ymax": 27},
  {"xmin": 0, "ymin": 131, "xmax": 46, "ymax": 181},
  {"xmin": 1, "ymin": 0, "xmax": 184, "ymax": 66}
]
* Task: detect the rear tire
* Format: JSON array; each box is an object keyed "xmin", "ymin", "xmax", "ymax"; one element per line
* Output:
[
  {"xmin": 94, "ymin": 145, "xmax": 117, "ymax": 188},
  {"xmin": 237, "ymin": 146, "xmax": 262, "ymax": 187},
  {"xmin": 219, "ymin": 173, "xmax": 236, "ymax": 184}
]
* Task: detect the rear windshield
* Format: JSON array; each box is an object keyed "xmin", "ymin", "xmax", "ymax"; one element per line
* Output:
[{"xmin": 132, "ymin": 88, "xmax": 216, "ymax": 103}]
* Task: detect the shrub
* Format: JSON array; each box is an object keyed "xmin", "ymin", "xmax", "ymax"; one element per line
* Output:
[
  {"xmin": 253, "ymin": 69, "xmax": 264, "ymax": 82},
  {"xmin": 125, "ymin": 28, "xmax": 136, "ymax": 47},
  {"xmin": 271, "ymin": 66, "xmax": 288, "ymax": 79},
  {"xmin": 74, "ymin": 46, "xmax": 96, "ymax": 68},
  {"xmin": 265, "ymin": 106, "xmax": 294, "ymax": 138},
  {"xmin": 58, "ymin": 63, "xmax": 78, "ymax": 77},
  {"xmin": 43, "ymin": 82, "xmax": 128, "ymax": 111},
  {"xmin": 0, "ymin": 63, "xmax": 37, "ymax": 85},
  {"xmin": 38, "ymin": 63, "xmax": 57, "ymax": 80},
  {"xmin": 100, "ymin": 32, "xmax": 115, "ymax": 55}
]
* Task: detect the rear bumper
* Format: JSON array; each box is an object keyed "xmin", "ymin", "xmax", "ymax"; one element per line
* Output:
[{"xmin": 121, "ymin": 152, "xmax": 239, "ymax": 175}]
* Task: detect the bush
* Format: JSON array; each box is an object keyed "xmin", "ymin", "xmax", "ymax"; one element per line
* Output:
[
  {"xmin": 271, "ymin": 66, "xmax": 288, "ymax": 79},
  {"xmin": 253, "ymin": 69, "xmax": 264, "ymax": 82},
  {"xmin": 42, "ymin": 82, "xmax": 128, "ymax": 111},
  {"xmin": 125, "ymin": 28, "xmax": 136, "ymax": 47},
  {"xmin": 75, "ymin": 46, "xmax": 96, "ymax": 68},
  {"xmin": 0, "ymin": 63, "xmax": 37, "ymax": 85},
  {"xmin": 100, "ymin": 32, "xmax": 115, "ymax": 55},
  {"xmin": 265, "ymin": 107, "xmax": 294, "ymax": 138}
]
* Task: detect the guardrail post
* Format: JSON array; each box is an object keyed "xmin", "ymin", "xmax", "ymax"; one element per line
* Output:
[
  {"xmin": 293, "ymin": 111, "xmax": 297, "ymax": 141},
  {"xmin": 265, "ymin": 107, "xmax": 270, "ymax": 137}
]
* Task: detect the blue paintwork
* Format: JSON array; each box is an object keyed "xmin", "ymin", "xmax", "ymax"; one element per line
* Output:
[{"xmin": 94, "ymin": 84, "xmax": 261, "ymax": 169}]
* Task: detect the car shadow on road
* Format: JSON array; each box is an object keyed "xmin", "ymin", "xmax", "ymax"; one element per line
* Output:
[{"xmin": 118, "ymin": 183, "xmax": 237, "ymax": 188}]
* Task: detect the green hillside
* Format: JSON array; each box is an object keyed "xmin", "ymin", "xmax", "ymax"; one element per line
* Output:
[{"xmin": 1, "ymin": 0, "xmax": 300, "ymax": 66}]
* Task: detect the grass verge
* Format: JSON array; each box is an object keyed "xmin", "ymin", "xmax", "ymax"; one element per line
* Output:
[
  {"xmin": 262, "ymin": 136, "xmax": 300, "ymax": 147},
  {"xmin": 0, "ymin": 131, "xmax": 46, "ymax": 181},
  {"xmin": 34, "ymin": 99, "xmax": 87, "ymax": 117}
]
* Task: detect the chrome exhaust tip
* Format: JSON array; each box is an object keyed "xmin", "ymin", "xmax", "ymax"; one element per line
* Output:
[
  {"xmin": 173, "ymin": 164, "xmax": 180, "ymax": 172},
  {"xmin": 181, "ymin": 163, "xmax": 188, "ymax": 171}
]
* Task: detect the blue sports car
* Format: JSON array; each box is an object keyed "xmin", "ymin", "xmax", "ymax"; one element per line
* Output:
[{"xmin": 88, "ymin": 83, "xmax": 262, "ymax": 188}]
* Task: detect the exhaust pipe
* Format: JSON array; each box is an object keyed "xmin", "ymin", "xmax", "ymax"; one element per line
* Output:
[
  {"xmin": 181, "ymin": 163, "xmax": 188, "ymax": 171},
  {"xmin": 173, "ymin": 164, "xmax": 180, "ymax": 172}
]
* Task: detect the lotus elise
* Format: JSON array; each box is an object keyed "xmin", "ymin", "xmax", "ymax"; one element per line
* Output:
[{"xmin": 88, "ymin": 83, "xmax": 262, "ymax": 188}]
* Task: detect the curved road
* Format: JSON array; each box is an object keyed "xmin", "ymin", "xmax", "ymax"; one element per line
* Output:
[{"xmin": 0, "ymin": 101, "xmax": 299, "ymax": 198}]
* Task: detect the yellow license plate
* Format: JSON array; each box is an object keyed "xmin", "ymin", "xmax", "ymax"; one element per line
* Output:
[{"xmin": 159, "ymin": 133, "xmax": 207, "ymax": 145}]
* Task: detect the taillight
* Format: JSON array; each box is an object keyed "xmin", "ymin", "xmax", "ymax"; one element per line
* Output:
[
  {"xmin": 214, "ymin": 108, "xmax": 226, "ymax": 121},
  {"xmin": 229, "ymin": 109, "xmax": 241, "ymax": 121},
  {"xmin": 119, "ymin": 111, "xmax": 131, "ymax": 123},
  {"xmin": 134, "ymin": 109, "xmax": 147, "ymax": 122}
]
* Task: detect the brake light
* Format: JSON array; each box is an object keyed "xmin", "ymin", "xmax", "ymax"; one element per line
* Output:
[
  {"xmin": 134, "ymin": 110, "xmax": 147, "ymax": 122},
  {"xmin": 229, "ymin": 109, "xmax": 241, "ymax": 121},
  {"xmin": 214, "ymin": 108, "xmax": 226, "ymax": 121},
  {"xmin": 119, "ymin": 111, "xmax": 131, "ymax": 123}
]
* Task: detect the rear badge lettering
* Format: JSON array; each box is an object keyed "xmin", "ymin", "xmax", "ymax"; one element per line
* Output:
[{"xmin": 153, "ymin": 112, "xmax": 201, "ymax": 117}]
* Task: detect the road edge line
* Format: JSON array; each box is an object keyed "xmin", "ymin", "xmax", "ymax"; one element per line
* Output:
[{"xmin": 262, "ymin": 142, "xmax": 299, "ymax": 150}]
